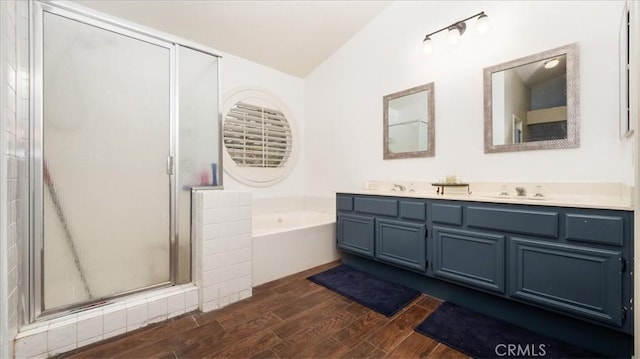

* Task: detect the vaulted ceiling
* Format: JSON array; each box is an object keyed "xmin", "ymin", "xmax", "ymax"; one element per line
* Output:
[{"xmin": 74, "ymin": 0, "xmax": 391, "ymax": 78}]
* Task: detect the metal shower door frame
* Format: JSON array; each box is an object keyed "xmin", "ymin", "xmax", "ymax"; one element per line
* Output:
[{"xmin": 30, "ymin": 1, "xmax": 179, "ymax": 321}]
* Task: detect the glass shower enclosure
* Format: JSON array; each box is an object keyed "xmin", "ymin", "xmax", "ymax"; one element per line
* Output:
[{"xmin": 31, "ymin": 2, "xmax": 221, "ymax": 319}]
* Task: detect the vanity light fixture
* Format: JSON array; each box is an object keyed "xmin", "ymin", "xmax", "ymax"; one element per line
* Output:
[
  {"xmin": 422, "ymin": 11, "xmax": 489, "ymax": 53},
  {"xmin": 476, "ymin": 13, "xmax": 490, "ymax": 34},
  {"xmin": 422, "ymin": 37, "xmax": 434, "ymax": 54},
  {"xmin": 447, "ymin": 22, "xmax": 466, "ymax": 45},
  {"xmin": 544, "ymin": 58, "xmax": 560, "ymax": 69}
]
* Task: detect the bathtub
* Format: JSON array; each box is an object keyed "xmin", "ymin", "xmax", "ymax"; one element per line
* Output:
[{"xmin": 252, "ymin": 210, "xmax": 340, "ymax": 286}]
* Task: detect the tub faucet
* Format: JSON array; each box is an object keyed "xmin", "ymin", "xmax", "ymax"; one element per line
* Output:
[
  {"xmin": 515, "ymin": 187, "xmax": 527, "ymax": 196},
  {"xmin": 392, "ymin": 183, "xmax": 406, "ymax": 192}
]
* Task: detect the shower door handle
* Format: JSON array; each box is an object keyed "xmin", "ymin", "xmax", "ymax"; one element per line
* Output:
[{"xmin": 167, "ymin": 156, "xmax": 174, "ymax": 175}]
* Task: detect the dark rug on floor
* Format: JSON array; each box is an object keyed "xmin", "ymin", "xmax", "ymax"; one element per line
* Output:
[
  {"xmin": 306, "ymin": 264, "xmax": 420, "ymax": 317},
  {"xmin": 415, "ymin": 302, "xmax": 605, "ymax": 359}
]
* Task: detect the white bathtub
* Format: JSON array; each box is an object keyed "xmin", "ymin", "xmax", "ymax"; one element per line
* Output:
[{"xmin": 252, "ymin": 210, "xmax": 340, "ymax": 286}]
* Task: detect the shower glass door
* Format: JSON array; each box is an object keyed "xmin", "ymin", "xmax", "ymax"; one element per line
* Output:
[{"xmin": 39, "ymin": 8, "xmax": 173, "ymax": 312}]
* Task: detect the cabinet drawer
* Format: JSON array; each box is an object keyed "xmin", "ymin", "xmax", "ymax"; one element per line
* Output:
[
  {"xmin": 337, "ymin": 214, "xmax": 375, "ymax": 258},
  {"xmin": 433, "ymin": 227, "xmax": 505, "ymax": 293},
  {"xmin": 375, "ymin": 219, "xmax": 426, "ymax": 271},
  {"xmin": 467, "ymin": 206, "xmax": 559, "ymax": 238},
  {"xmin": 337, "ymin": 195, "xmax": 353, "ymax": 212},
  {"xmin": 509, "ymin": 238, "xmax": 623, "ymax": 327},
  {"xmin": 400, "ymin": 201, "xmax": 426, "ymax": 221},
  {"xmin": 354, "ymin": 197, "xmax": 398, "ymax": 217},
  {"xmin": 565, "ymin": 214, "xmax": 624, "ymax": 246},
  {"xmin": 432, "ymin": 203, "xmax": 462, "ymax": 226}
]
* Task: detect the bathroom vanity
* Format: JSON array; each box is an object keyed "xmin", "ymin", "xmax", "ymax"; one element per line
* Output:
[{"xmin": 335, "ymin": 189, "xmax": 633, "ymax": 357}]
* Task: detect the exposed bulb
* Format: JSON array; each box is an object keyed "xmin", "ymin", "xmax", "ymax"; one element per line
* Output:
[
  {"xmin": 422, "ymin": 37, "xmax": 433, "ymax": 54},
  {"xmin": 476, "ymin": 13, "xmax": 490, "ymax": 34},
  {"xmin": 448, "ymin": 27, "xmax": 460, "ymax": 45}
]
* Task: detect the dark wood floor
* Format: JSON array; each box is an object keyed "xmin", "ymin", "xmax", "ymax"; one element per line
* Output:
[{"xmin": 61, "ymin": 261, "xmax": 468, "ymax": 358}]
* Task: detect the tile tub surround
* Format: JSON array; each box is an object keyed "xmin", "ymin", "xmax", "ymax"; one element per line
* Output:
[
  {"xmin": 193, "ymin": 190, "xmax": 253, "ymax": 313},
  {"xmin": 357, "ymin": 181, "xmax": 633, "ymax": 210},
  {"xmin": 13, "ymin": 285, "xmax": 198, "ymax": 358}
]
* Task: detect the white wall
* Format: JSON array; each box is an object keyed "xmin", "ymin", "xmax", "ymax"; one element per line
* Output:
[
  {"xmin": 304, "ymin": 1, "xmax": 633, "ymax": 197},
  {"xmin": 221, "ymin": 53, "xmax": 305, "ymax": 199}
]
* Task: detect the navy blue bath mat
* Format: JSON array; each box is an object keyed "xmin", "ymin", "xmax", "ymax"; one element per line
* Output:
[
  {"xmin": 307, "ymin": 264, "xmax": 420, "ymax": 317},
  {"xmin": 415, "ymin": 302, "xmax": 604, "ymax": 359}
]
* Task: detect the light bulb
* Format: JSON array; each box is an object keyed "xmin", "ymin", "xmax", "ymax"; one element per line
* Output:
[
  {"xmin": 448, "ymin": 27, "xmax": 460, "ymax": 45},
  {"xmin": 476, "ymin": 13, "xmax": 490, "ymax": 34},
  {"xmin": 422, "ymin": 37, "xmax": 433, "ymax": 54},
  {"xmin": 544, "ymin": 59, "xmax": 559, "ymax": 69}
]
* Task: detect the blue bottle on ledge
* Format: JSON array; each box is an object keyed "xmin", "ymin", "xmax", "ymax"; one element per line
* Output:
[{"xmin": 211, "ymin": 163, "xmax": 218, "ymax": 186}]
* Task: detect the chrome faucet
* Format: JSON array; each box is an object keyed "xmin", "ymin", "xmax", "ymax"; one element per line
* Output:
[
  {"xmin": 392, "ymin": 183, "xmax": 406, "ymax": 192},
  {"xmin": 515, "ymin": 187, "xmax": 527, "ymax": 196}
]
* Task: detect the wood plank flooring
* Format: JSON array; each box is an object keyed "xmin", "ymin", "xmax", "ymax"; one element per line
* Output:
[{"xmin": 60, "ymin": 262, "xmax": 469, "ymax": 358}]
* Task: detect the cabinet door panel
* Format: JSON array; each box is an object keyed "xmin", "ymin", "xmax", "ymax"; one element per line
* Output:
[
  {"xmin": 510, "ymin": 238, "xmax": 623, "ymax": 326},
  {"xmin": 400, "ymin": 201, "xmax": 426, "ymax": 221},
  {"xmin": 432, "ymin": 203, "xmax": 463, "ymax": 226},
  {"xmin": 338, "ymin": 214, "xmax": 375, "ymax": 258},
  {"xmin": 354, "ymin": 197, "xmax": 398, "ymax": 217},
  {"xmin": 565, "ymin": 213, "xmax": 624, "ymax": 246},
  {"xmin": 337, "ymin": 195, "xmax": 354, "ymax": 212},
  {"xmin": 467, "ymin": 206, "xmax": 559, "ymax": 238},
  {"xmin": 375, "ymin": 219, "xmax": 426, "ymax": 271},
  {"xmin": 433, "ymin": 227, "xmax": 505, "ymax": 293}
]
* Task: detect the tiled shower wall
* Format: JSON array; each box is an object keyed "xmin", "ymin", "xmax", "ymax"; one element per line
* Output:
[{"xmin": 1, "ymin": 0, "xmax": 29, "ymax": 358}]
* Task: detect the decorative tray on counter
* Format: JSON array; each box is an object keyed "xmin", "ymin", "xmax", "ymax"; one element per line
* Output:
[{"xmin": 431, "ymin": 183, "xmax": 471, "ymax": 195}]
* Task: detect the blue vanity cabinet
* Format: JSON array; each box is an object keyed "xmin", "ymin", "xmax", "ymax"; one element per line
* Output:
[
  {"xmin": 337, "ymin": 213, "xmax": 375, "ymax": 258},
  {"xmin": 336, "ymin": 194, "xmax": 375, "ymax": 258},
  {"xmin": 336, "ymin": 194, "xmax": 428, "ymax": 271},
  {"xmin": 431, "ymin": 202, "xmax": 507, "ymax": 293},
  {"xmin": 505, "ymin": 205, "xmax": 630, "ymax": 328},
  {"xmin": 460, "ymin": 202, "xmax": 631, "ymax": 328},
  {"xmin": 336, "ymin": 193, "xmax": 633, "ymax": 334},
  {"xmin": 375, "ymin": 219, "xmax": 427, "ymax": 271},
  {"xmin": 432, "ymin": 226, "xmax": 506, "ymax": 294},
  {"xmin": 509, "ymin": 238, "xmax": 623, "ymax": 327},
  {"xmin": 338, "ymin": 193, "xmax": 633, "ymax": 356}
]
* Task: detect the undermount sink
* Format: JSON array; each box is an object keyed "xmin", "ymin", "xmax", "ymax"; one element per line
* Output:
[{"xmin": 485, "ymin": 195, "xmax": 549, "ymax": 201}]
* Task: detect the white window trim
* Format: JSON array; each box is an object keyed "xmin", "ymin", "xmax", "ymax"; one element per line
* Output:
[{"xmin": 222, "ymin": 87, "xmax": 299, "ymax": 187}]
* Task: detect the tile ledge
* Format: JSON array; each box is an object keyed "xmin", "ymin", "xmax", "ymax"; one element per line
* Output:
[{"xmin": 16, "ymin": 283, "xmax": 198, "ymax": 337}]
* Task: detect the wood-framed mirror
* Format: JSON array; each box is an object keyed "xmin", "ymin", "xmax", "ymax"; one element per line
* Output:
[
  {"xmin": 484, "ymin": 43, "xmax": 579, "ymax": 153},
  {"xmin": 383, "ymin": 82, "xmax": 435, "ymax": 159}
]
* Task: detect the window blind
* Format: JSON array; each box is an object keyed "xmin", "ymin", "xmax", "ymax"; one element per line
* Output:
[{"xmin": 223, "ymin": 101, "xmax": 292, "ymax": 168}]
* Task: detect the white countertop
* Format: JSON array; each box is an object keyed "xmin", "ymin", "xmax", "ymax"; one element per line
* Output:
[{"xmin": 338, "ymin": 182, "xmax": 634, "ymax": 211}]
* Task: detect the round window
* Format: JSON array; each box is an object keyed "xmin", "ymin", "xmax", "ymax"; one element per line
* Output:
[{"xmin": 222, "ymin": 88, "xmax": 299, "ymax": 187}]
